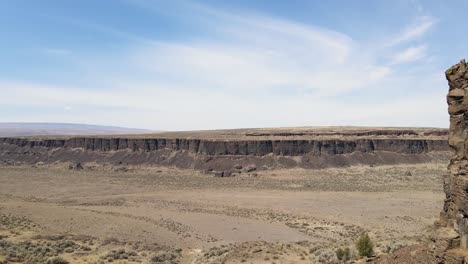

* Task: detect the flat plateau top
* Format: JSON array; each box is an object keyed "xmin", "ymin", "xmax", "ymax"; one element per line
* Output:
[{"xmin": 18, "ymin": 126, "xmax": 448, "ymax": 141}]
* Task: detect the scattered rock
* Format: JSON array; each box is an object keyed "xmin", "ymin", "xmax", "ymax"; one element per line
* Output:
[
  {"xmin": 245, "ymin": 166, "xmax": 257, "ymax": 173},
  {"xmin": 213, "ymin": 171, "xmax": 233, "ymax": 177},
  {"xmin": 68, "ymin": 162, "xmax": 83, "ymax": 171},
  {"xmin": 234, "ymin": 165, "xmax": 243, "ymax": 170},
  {"xmin": 113, "ymin": 166, "xmax": 128, "ymax": 172}
]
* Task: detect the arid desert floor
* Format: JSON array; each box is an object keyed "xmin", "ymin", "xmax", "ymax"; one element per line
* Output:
[{"xmin": 0, "ymin": 163, "xmax": 446, "ymax": 263}]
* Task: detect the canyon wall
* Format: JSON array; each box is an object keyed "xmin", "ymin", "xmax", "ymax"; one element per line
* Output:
[
  {"xmin": 0, "ymin": 135, "xmax": 449, "ymax": 171},
  {"xmin": 0, "ymin": 137, "xmax": 448, "ymax": 156}
]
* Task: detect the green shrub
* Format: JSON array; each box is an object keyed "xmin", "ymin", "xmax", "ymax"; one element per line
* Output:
[
  {"xmin": 356, "ymin": 233, "xmax": 374, "ymax": 257},
  {"xmin": 336, "ymin": 247, "xmax": 351, "ymax": 261}
]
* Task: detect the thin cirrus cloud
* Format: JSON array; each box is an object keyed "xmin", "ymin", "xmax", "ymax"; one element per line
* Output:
[
  {"xmin": 391, "ymin": 45, "xmax": 428, "ymax": 64},
  {"xmin": 1, "ymin": 2, "xmax": 444, "ymax": 130},
  {"xmin": 128, "ymin": 7, "xmax": 392, "ymax": 97},
  {"xmin": 387, "ymin": 16, "xmax": 436, "ymax": 46}
]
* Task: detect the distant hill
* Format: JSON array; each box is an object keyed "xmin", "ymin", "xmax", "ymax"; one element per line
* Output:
[{"xmin": 0, "ymin": 123, "xmax": 151, "ymax": 137}]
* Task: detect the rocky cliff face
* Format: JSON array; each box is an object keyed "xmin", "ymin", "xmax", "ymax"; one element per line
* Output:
[
  {"xmin": 0, "ymin": 137, "xmax": 448, "ymax": 156},
  {"xmin": 0, "ymin": 134, "xmax": 449, "ymax": 171},
  {"xmin": 441, "ymin": 59, "xmax": 468, "ymax": 249}
]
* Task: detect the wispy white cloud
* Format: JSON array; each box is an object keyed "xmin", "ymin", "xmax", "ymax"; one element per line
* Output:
[
  {"xmin": 388, "ymin": 16, "xmax": 436, "ymax": 46},
  {"xmin": 125, "ymin": 7, "xmax": 391, "ymax": 97},
  {"xmin": 391, "ymin": 45, "xmax": 428, "ymax": 64}
]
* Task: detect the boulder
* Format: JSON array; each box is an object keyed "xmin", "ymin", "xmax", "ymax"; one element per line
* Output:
[
  {"xmin": 245, "ymin": 166, "xmax": 257, "ymax": 172},
  {"xmin": 69, "ymin": 162, "xmax": 83, "ymax": 171},
  {"xmin": 213, "ymin": 171, "xmax": 233, "ymax": 177}
]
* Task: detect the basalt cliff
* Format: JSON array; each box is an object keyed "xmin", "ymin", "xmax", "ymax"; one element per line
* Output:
[{"xmin": 0, "ymin": 127, "xmax": 448, "ymax": 171}]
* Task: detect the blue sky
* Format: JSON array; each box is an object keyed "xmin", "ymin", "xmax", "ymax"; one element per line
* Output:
[{"xmin": 0, "ymin": 0, "xmax": 466, "ymax": 130}]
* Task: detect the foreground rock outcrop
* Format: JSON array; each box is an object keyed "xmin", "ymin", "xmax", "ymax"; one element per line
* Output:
[
  {"xmin": 374, "ymin": 60, "xmax": 468, "ymax": 263},
  {"xmin": 441, "ymin": 59, "xmax": 468, "ymax": 250}
]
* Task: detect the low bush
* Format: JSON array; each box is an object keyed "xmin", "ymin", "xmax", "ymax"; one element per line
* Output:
[
  {"xmin": 356, "ymin": 233, "xmax": 374, "ymax": 257},
  {"xmin": 336, "ymin": 247, "xmax": 351, "ymax": 261}
]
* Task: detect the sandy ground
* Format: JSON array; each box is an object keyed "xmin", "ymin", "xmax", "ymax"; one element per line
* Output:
[{"xmin": 0, "ymin": 163, "xmax": 446, "ymax": 263}]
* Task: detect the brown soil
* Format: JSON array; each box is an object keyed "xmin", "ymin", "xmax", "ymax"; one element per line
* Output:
[{"xmin": 0, "ymin": 162, "xmax": 445, "ymax": 263}]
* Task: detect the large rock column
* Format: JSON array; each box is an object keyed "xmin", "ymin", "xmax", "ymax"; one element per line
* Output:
[{"xmin": 441, "ymin": 59, "xmax": 468, "ymax": 248}]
